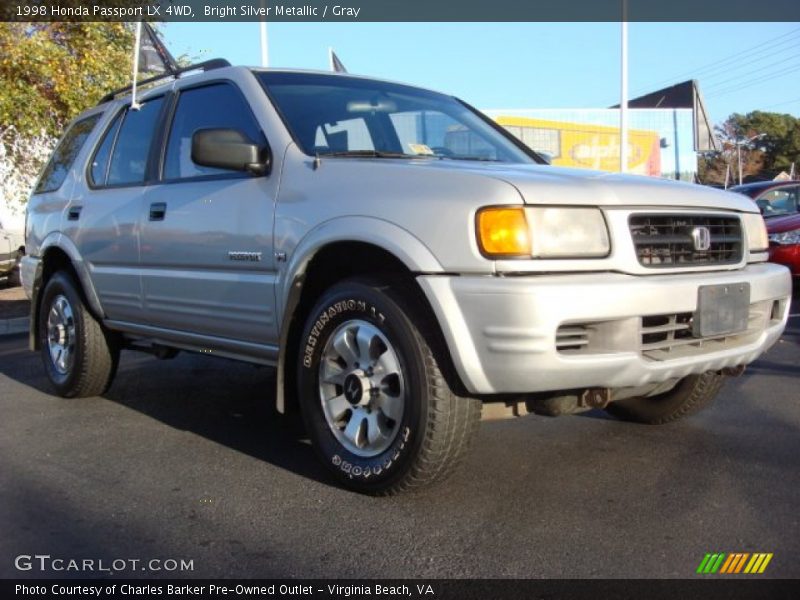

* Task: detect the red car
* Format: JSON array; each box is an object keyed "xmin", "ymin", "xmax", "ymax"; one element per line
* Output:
[
  {"xmin": 731, "ymin": 181, "xmax": 800, "ymax": 278},
  {"xmin": 766, "ymin": 212, "xmax": 800, "ymax": 277}
]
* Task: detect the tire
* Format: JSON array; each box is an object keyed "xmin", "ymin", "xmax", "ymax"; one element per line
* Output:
[
  {"xmin": 297, "ymin": 278, "xmax": 481, "ymax": 495},
  {"xmin": 605, "ymin": 372, "xmax": 726, "ymax": 424},
  {"xmin": 8, "ymin": 255, "xmax": 21, "ymax": 287},
  {"xmin": 39, "ymin": 271, "xmax": 119, "ymax": 398}
]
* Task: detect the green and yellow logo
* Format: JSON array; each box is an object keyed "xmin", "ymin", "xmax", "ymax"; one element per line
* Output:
[{"xmin": 697, "ymin": 552, "xmax": 773, "ymax": 574}]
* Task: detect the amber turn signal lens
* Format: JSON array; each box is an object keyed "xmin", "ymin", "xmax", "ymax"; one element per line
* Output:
[{"xmin": 477, "ymin": 207, "xmax": 531, "ymax": 257}]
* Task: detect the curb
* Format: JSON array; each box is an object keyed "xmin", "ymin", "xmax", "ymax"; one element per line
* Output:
[{"xmin": 0, "ymin": 317, "xmax": 29, "ymax": 336}]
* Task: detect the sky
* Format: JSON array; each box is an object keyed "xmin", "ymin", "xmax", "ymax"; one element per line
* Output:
[{"xmin": 163, "ymin": 22, "xmax": 800, "ymax": 125}]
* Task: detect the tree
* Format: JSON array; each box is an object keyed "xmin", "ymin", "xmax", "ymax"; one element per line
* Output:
[
  {"xmin": 699, "ymin": 111, "xmax": 800, "ymax": 185},
  {"xmin": 1, "ymin": 23, "xmax": 134, "ymax": 136},
  {"xmin": 729, "ymin": 111, "xmax": 800, "ymax": 174},
  {"xmin": 0, "ymin": 23, "xmax": 134, "ymax": 213}
]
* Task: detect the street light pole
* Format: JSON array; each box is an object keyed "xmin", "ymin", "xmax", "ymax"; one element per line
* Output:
[
  {"xmin": 735, "ymin": 133, "xmax": 765, "ymax": 186},
  {"xmin": 259, "ymin": 22, "xmax": 268, "ymax": 67},
  {"xmin": 259, "ymin": 0, "xmax": 268, "ymax": 67},
  {"xmin": 737, "ymin": 142, "xmax": 743, "ymax": 186},
  {"xmin": 620, "ymin": 0, "xmax": 628, "ymax": 174}
]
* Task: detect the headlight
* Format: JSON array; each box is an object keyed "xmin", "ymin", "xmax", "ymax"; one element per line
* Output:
[
  {"xmin": 476, "ymin": 206, "xmax": 610, "ymax": 258},
  {"xmin": 528, "ymin": 207, "xmax": 610, "ymax": 258},
  {"xmin": 768, "ymin": 229, "xmax": 800, "ymax": 245},
  {"xmin": 741, "ymin": 213, "xmax": 769, "ymax": 252}
]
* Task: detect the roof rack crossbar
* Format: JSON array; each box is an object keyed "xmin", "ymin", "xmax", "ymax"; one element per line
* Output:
[{"xmin": 98, "ymin": 58, "xmax": 232, "ymax": 105}]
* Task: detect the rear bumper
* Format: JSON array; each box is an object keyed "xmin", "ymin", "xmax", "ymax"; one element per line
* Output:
[{"xmin": 418, "ymin": 263, "xmax": 792, "ymax": 395}]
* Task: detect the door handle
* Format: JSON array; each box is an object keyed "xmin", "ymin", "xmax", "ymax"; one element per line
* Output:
[
  {"xmin": 67, "ymin": 206, "xmax": 82, "ymax": 221},
  {"xmin": 149, "ymin": 202, "xmax": 167, "ymax": 221}
]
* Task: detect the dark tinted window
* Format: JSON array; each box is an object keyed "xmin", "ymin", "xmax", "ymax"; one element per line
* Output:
[
  {"xmin": 89, "ymin": 111, "xmax": 123, "ymax": 186},
  {"xmin": 165, "ymin": 84, "xmax": 264, "ymax": 179},
  {"xmin": 106, "ymin": 96, "xmax": 164, "ymax": 186},
  {"xmin": 35, "ymin": 114, "xmax": 101, "ymax": 193}
]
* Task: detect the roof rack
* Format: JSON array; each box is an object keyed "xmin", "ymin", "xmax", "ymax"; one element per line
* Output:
[{"xmin": 97, "ymin": 58, "xmax": 232, "ymax": 105}]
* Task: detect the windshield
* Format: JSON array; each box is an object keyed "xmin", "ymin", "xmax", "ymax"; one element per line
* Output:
[
  {"xmin": 255, "ymin": 71, "xmax": 538, "ymax": 164},
  {"xmin": 754, "ymin": 186, "xmax": 799, "ymax": 218}
]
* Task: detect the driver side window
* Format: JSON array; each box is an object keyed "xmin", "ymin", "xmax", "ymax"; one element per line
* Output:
[{"xmin": 164, "ymin": 83, "xmax": 265, "ymax": 180}]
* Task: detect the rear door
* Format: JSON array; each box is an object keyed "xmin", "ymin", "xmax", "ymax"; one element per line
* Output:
[
  {"xmin": 68, "ymin": 96, "xmax": 166, "ymax": 323},
  {"xmin": 138, "ymin": 81, "xmax": 278, "ymax": 344}
]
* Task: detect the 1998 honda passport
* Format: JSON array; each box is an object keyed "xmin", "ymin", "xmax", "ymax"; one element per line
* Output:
[{"xmin": 23, "ymin": 60, "xmax": 792, "ymax": 494}]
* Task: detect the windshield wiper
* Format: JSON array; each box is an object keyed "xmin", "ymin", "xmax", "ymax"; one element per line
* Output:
[
  {"xmin": 447, "ymin": 156, "xmax": 502, "ymax": 162},
  {"xmin": 317, "ymin": 150, "xmax": 430, "ymax": 159}
]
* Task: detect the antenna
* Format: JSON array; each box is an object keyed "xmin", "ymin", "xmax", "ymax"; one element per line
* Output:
[{"xmin": 130, "ymin": 21, "xmax": 142, "ymax": 110}]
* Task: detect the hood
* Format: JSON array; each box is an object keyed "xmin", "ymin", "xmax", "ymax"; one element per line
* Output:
[
  {"xmin": 765, "ymin": 212, "xmax": 800, "ymax": 233},
  {"xmin": 371, "ymin": 160, "xmax": 759, "ymax": 212},
  {"xmin": 479, "ymin": 163, "xmax": 757, "ymax": 212}
]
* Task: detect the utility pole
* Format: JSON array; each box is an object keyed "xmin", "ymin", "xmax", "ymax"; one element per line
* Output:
[{"xmin": 620, "ymin": 0, "xmax": 628, "ymax": 174}]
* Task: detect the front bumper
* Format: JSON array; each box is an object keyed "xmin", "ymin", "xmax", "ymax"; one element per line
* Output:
[{"xmin": 418, "ymin": 263, "xmax": 791, "ymax": 395}]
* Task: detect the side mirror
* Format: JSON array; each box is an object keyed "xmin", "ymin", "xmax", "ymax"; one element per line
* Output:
[{"xmin": 191, "ymin": 128, "xmax": 270, "ymax": 176}]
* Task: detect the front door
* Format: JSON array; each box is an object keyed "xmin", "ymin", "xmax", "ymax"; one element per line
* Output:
[{"xmin": 138, "ymin": 81, "xmax": 278, "ymax": 345}]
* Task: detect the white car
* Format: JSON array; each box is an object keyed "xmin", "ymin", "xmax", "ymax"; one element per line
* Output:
[{"xmin": 0, "ymin": 218, "xmax": 24, "ymax": 287}]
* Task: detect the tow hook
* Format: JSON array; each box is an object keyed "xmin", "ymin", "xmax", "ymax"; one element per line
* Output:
[
  {"xmin": 722, "ymin": 365, "xmax": 746, "ymax": 377},
  {"xmin": 580, "ymin": 388, "xmax": 612, "ymax": 409}
]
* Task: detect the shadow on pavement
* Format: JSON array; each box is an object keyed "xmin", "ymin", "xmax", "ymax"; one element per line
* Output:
[{"xmin": 0, "ymin": 338, "xmax": 334, "ymax": 490}]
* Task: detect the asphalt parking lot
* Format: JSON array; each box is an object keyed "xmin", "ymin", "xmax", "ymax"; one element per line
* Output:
[{"xmin": 1, "ymin": 296, "xmax": 798, "ymax": 579}]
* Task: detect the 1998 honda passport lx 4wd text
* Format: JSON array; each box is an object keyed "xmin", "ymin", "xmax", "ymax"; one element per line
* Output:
[{"xmin": 23, "ymin": 60, "xmax": 792, "ymax": 494}]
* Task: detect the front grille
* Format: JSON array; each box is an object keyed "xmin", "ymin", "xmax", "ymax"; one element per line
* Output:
[{"xmin": 629, "ymin": 214, "xmax": 743, "ymax": 267}]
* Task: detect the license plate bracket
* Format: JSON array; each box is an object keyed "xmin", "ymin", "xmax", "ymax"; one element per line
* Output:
[{"xmin": 693, "ymin": 283, "xmax": 750, "ymax": 338}]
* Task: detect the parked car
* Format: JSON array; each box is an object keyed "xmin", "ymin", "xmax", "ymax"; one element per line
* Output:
[
  {"xmin": 0, "ymin": 219, "xmax": 24, "ymax": 287},
  {"xmin": 730, "ymin": 181, "xmax": 800, "ymax": 278},
  {"xmin": 765, "ymin": 212, "xmax": 800, "ymax": 278},
  {"xmin": 730, "ymin": 181, "xmax": 799, "ymax": 218},
  {"xmin": 23, "ymin": 61, "xmax": 792, "ymax": 494}
]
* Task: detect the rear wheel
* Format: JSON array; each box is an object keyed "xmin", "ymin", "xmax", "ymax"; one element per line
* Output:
[
  {"xmin": 39, "ymin": 271, "xmax": 119, "ymax": 398},
  {"xmin": 605, "ymin": 372, "xmax": 726, "ymax": 424},
  {"xmin": 7, "ymin": 255, "xmax": 21, "ymax": 287},
  {"xmin": 297, "ymin": 278, "xmax": 481, "ymax": 495}
]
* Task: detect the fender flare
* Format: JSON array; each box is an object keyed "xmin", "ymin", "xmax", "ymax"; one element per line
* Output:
[
  {"xmin": 31, "ymin": 231, "xmax": 105, "ymax": 322},
  {"xmin": 274, "ymin": 216, "xmax": 444, "ymax": 412}
]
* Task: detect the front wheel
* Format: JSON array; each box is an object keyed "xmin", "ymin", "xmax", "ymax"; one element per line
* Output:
[
  {"xmin": 605, "ymin": 372, "xmax": 726, "ymax": 424},
  {"xmin": 39, "ymin": 271, "xmax": 119, "ymax": 398},
  {"xmin": 297, "ymin": 278, "xmax": 481, "ymax": 495}
]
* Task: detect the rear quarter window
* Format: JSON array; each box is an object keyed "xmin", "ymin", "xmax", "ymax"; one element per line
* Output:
[{"xmin": 34, "ymin": 114, "xmax": 101, "ymax": 194}]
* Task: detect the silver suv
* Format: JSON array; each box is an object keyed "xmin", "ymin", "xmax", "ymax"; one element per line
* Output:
[{"xmin": 23, "ymin": 62, "xmax": 792, "ymax": 494}]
